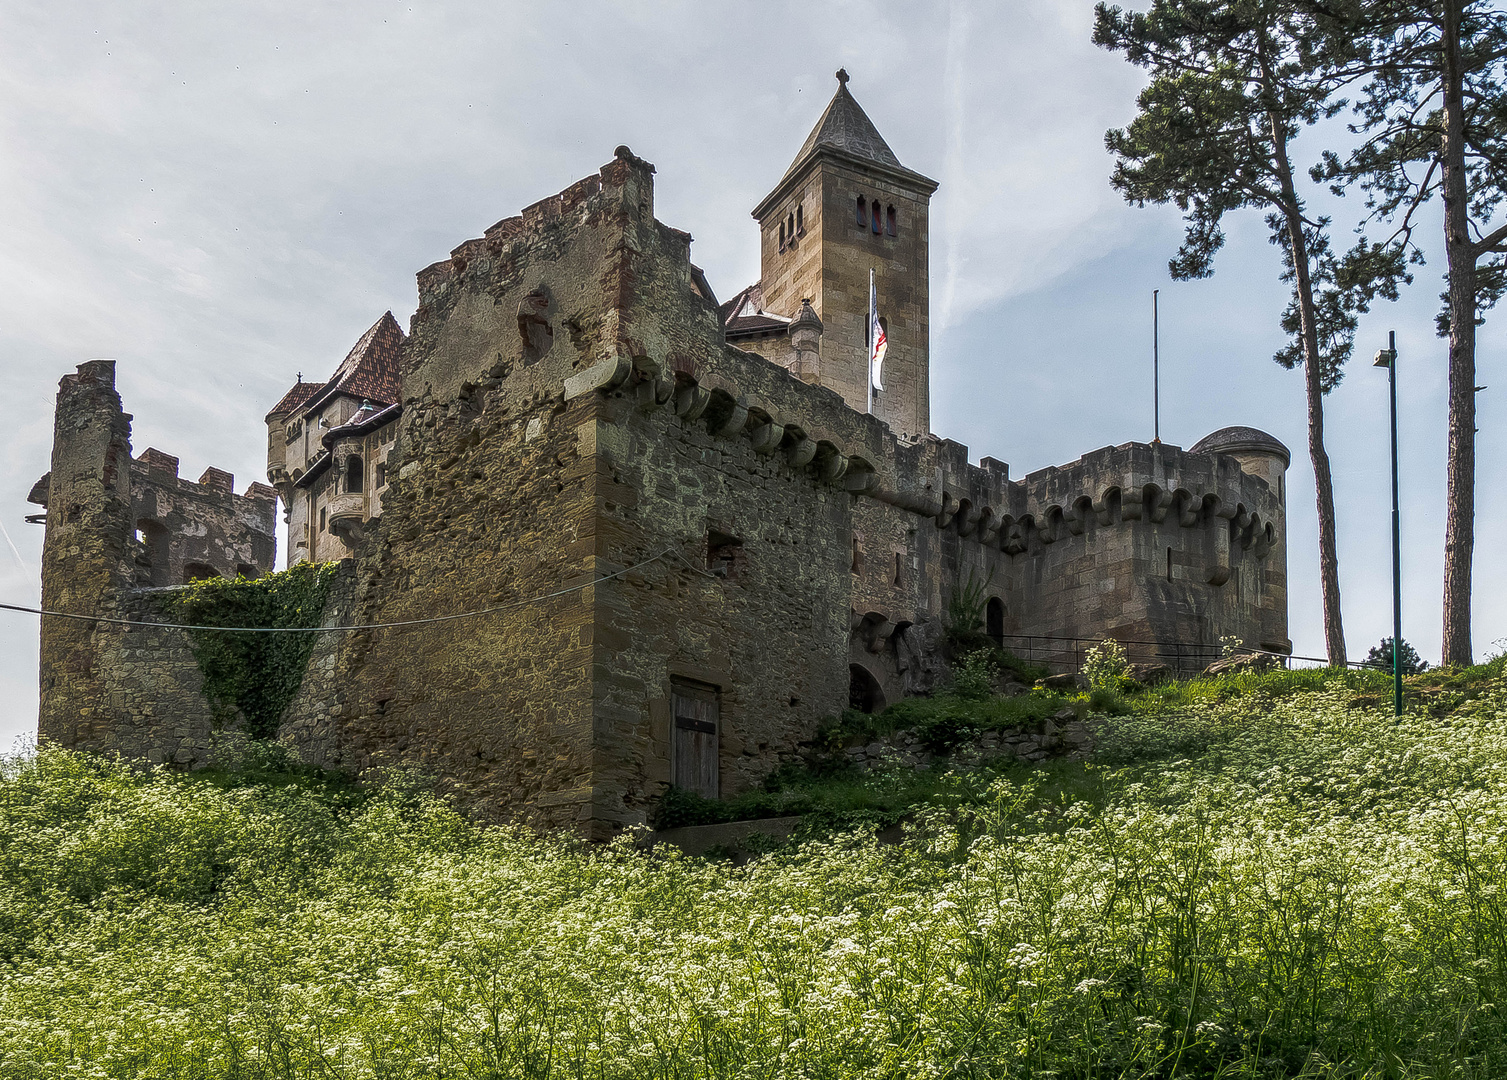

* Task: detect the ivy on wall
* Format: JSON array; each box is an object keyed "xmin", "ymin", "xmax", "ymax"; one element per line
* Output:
[{"xmin": 165, "ymin": 562, "xmax": 339, "ymax": 740}]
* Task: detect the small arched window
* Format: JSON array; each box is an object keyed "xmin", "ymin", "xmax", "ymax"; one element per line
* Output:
[
  {"xmin": 787, "ymin": 212, "xmax": 795, "ymax": 241},
  {"xmin": 795, "ymin": 204, "xmax": 804, "ymax": 234},
  {"xmin": 886, "ymin": 205, "xmax": 897, "ymax": 236},
  {"xmin": 872, "ymin": 201, "xmax": 882, "ymax": 234},
  {"xmin": 344, "ymin": 455, "xmax": 363, "ymax": 494},
  {"xmin": 856, "ymin": 195, "xmax": 866, "ymax": 226},
  {"xmin": 779, "ymin": 221, "xmax": 786, "ymax": 251}
]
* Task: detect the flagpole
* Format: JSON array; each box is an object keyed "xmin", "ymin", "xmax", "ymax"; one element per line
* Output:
[
  {"xmin": 867, "ymin": 268, "xmax": 874, "ymax": 415},
  {"xmin": 1153, "ymin": 289, "xmax": 1160, "ymax": 443}
]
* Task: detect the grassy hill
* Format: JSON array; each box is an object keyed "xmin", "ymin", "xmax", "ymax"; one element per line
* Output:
[{"xmin": 2, "ymin": 658, "xmax": 1506, "ymax": 1078}]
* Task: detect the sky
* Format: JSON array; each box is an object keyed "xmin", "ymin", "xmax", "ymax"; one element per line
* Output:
[{"xmin": 2, "ymin": 0, "xmax": 1503, "ymax": 749}]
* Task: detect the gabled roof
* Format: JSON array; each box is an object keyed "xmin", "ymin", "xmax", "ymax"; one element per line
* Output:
[
  {"xmin": 302, "ymin": 312, "xmax": 405, "ymax": 416},
  {"xmin": 754, "ymin": 71, "xmax": 938, "ymax": 219},
  {"xmin": 720, "ymin": 282, "xmax": 793, "ymax": 339},
  {"xmin": 265, "ymin": 380, "xmax": 326, "ymax": 421}
]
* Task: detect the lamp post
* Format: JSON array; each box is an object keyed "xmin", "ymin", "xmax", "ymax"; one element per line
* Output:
[{"xmin": 1373, "ymin": 331, "xmax": 1402, "ymax": 717}]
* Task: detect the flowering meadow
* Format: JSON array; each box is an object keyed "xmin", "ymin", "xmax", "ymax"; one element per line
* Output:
[{"xmin": 3, "ymin": 668, "xmax": 1507, "ymax": 1078}]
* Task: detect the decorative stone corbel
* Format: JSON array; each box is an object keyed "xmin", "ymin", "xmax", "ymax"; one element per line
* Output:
[
  {"xmin": 673, "ymin": 382, "xmax": 710, "ymax": 420},
  {"xmin": 747, "ymin": 420, "xmax": 784, "ymax": 454},
  {"xmin": 817, "ymin": 447, "xmax": 848, "ymax": 482},
  {"xmin": 786, "ymin": 437, "xmax": 817, "ymax": 468},
  {"xmin": 563, "ymin": 353, "xmax": 632, "ymax": 400},
  {"xmin": 935, "ymin": 491, "xmax": 958, "ymax": 530}
]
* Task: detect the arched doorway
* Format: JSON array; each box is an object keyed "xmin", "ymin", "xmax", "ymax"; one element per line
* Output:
[
  {"xmin": 849, "ymin": 664, "xmax": 886, "ymax": 714},
  {"xmin": 986, "ymin": 597, "xmax": 1005, "ymax": 647}
]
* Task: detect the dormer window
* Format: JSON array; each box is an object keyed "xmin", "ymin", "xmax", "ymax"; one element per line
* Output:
[{"xmin": 886, "ymin": 205, "xmax": 896, "ymax": 236}]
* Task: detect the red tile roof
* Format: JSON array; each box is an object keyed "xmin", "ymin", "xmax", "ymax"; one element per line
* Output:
[
  {"xmin": 304, "ymin": 311, "xmax": 405, "ymax": 415},
  {"xmin": 265, "ymin": 380, "xmax": 326, "ymax": 420}
]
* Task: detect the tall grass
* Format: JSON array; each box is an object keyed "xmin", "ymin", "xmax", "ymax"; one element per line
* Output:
[{"xmin": 2, "ymin": 673, "xmax": 1507, "ymax": 1077}]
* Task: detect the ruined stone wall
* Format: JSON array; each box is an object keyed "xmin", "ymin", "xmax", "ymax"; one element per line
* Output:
[
  {"xmin": 127, "ymin": 449, "xmax": 276, "ymax": 586},
  {"xmin": 35, "ymin": 361, "xmax": 276, "ymax": 757},
  {"xmin": 270, "ymin": 162, "xmax": 647, "ymax": 830}
]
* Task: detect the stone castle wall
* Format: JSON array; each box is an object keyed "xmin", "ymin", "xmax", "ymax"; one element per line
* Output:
[{"xmin": 32, "ymin": 150, "xmax": 1288, "ymax": 836}]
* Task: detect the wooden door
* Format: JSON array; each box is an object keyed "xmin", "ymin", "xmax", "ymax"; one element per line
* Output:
[{"xmin": 672, "ymin": 680, "xmax": 719, "ymax": 798}]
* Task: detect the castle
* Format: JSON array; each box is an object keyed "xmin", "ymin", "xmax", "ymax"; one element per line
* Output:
[{"xmin": 29, "ymin": 74, "xmax": 1290, "ymax": 833}]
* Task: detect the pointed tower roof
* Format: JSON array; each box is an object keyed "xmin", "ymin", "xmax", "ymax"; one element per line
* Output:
[
  {"xmin": 754, "ymin": 70, "xmax": 937, "ymax": 219},
  {"xmin": 301, "ymin": 311, "xmax": 405, "ymax": 415}
]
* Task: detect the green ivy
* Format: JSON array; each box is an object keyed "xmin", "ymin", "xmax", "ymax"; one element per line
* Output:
[{"xmin": 164, "ymin": 562, "xmax": 340, "ymax": 739}]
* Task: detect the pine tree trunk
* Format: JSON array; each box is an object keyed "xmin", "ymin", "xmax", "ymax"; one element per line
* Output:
[
  {"xmin": 1440, "ymin": 0, "xmax": 1476, "ymax": 667},
  {"xmin": 1271, "ymin": 118, "xmax": 1347, "ymax": 667}
]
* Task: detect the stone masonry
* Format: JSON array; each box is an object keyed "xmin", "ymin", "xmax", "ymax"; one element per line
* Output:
[{"xmin": 31, "ymin": 76, "xmax": 1289, "ymax": 836}]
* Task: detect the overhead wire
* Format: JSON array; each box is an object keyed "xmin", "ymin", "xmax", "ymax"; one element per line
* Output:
[{"xmin": 0, "ymin": 547, "xmax": 715, "ymax": 634}]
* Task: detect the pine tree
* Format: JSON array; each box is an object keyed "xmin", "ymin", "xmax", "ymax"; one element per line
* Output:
[
  {"xmin": 1315, "ymin": 0, "xmax": 1507, "ymax": 666},
  {"xmin": 1095, "ymin": 0, "xmax": 1405, "ymax": 666}
]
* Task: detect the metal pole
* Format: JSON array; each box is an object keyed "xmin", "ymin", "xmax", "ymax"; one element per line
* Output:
[
  {"xmin": 1153, "ymin": 289, "xmax": 1160, "ymax": 443},
  {"xmin": 1375, "ymin": 332, "xmax": 1402, "ymax": 716},
  {"xmin": 1388, "ymin": 331, "xmax": 1402, "ymax": 716},
  {"xmin": 867, "ymin": 268, "xmax": 874, "ymax": 416}
]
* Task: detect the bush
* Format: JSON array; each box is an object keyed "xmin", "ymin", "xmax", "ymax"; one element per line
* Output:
[
  {"xmin": 1081, "ymin": 637, "xmax": 1130, "ymax": 690},
  {"xmin": 949, "ymin": 649, "xmax": 997, "ymax": 700}
]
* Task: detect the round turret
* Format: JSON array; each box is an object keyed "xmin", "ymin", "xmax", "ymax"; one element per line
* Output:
[{"xmin": 1190, "ymin": 426, "xmax": 1290, "ymax": 504}]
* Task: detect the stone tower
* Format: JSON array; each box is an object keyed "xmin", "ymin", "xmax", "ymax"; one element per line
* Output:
[{"xmin": 751, "ymin": 70, "xmax": 938, "ymax": 441}]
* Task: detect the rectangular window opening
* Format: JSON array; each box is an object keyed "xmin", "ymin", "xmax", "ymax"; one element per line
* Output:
[{"xmin": 707, "ymin": 530, "xmax": 745, "ymax": 580}]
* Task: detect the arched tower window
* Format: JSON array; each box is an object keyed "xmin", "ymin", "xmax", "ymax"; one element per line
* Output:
[
  {"xmin": 795, "ymin": 204, "xmax": 804, "ymax": 234},
  {"xmin": 778, "ymin": 221, "xmax": 786, "ymax": 251},
  {"xmin": 344, "ymin": 455, "xmax": 363, "ymax": 494},
  {"xmin": 872, "ymin": 201, "xmax": 882, "ymax": 234},
  {"xmin": 886, "ymin": 205, "xmax": 897, "ymax": 236},
  {"xmin": 787, "ymin": 212, "xmax": 795, "ymax": 241},
  {"xmin": 856, "ymin": 195, "xmax": 866, "ymax": 226}
]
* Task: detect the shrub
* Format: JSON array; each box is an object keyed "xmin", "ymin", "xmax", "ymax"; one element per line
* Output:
[
  {"xmin": 1081, "ymin": 637, "xmax": 1129, "ymax": 690},
  {"xmin": 949, "ymin": 649, "xmax": 997, "ymax": 700}
]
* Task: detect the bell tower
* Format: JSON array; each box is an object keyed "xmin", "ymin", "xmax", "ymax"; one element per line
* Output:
[{"xmin": 751, "ymin": 70, "xmax": 938, "ymax": 440}]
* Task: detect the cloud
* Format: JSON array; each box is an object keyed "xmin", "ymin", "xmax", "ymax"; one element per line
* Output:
[{"xmin": 1, "ymin": 0, "xmax": 1502, "ymax": 746}]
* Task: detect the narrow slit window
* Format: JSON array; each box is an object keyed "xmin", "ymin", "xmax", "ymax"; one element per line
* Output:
[
  {"xmin": 778, "ymin": 221, "xmax": 785, "ymax": 251},
  {"xmin": 893, "ymin": 552, "xmax": 904, "ymax": 587},
  {"xmin": 1166, "ymin": 547, "xmax": 1173, "ymax": 582},
  {"xmin": 872, "ymin": 201, "xmax": 882, "ymax": 234},
  {"xmin": 787, "ymin": 212, "xmax": 795, "ymax": 241},
  {"xmin": 796, "ymin": 204, "xmax": 804, "ymax": 234},
  {"xmin": 851, "ymin": 536, "xmax": 863, "ymax": 576},
  {"xmin": 886, "ymin": 205, "xmax": 896, "ymax": 235},
  {"xmin": 856, "ymin": 195, "xmax": 866, "ymax": 226}
]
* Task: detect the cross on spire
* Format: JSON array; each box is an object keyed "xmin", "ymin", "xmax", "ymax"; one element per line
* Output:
[{"xmin": 836, "ymin": 67, "xmax": 849, "ymax": 86}]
